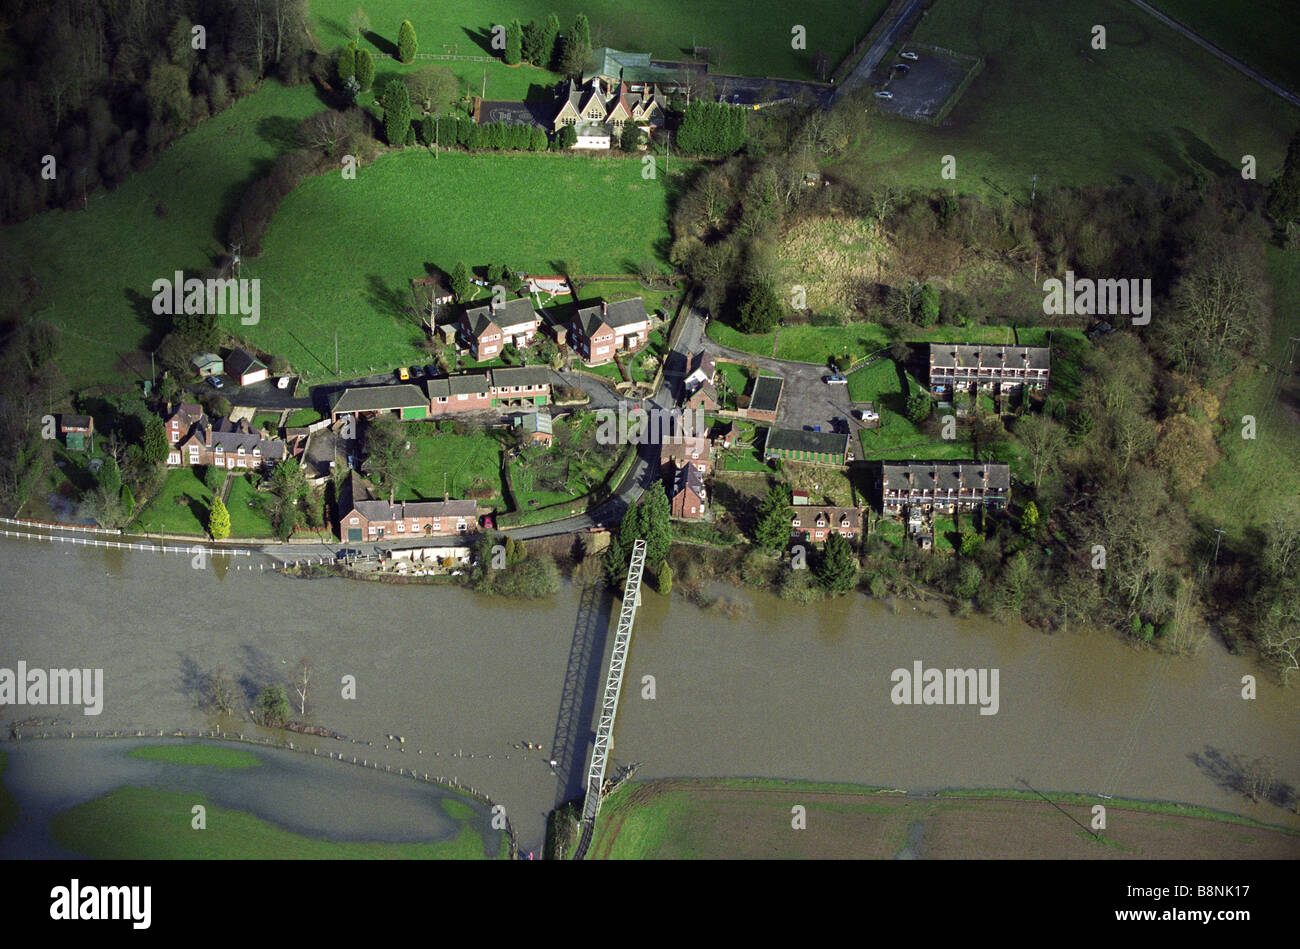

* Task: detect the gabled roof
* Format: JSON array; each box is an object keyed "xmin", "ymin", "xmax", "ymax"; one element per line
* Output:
[
  {"xmin": 331, "ymin": 384, "xmax": 429, "ymax": 414},
  {"xmin": 490, "ymin": 366, "xmax": 551, "ymax": 388},
  {"xmin": 764, "ymin": 427, "xmax": 847, "ymax": 456},
  {"xmin": 668, "ymin": 461, "xmax": 706, "ymax": 500},
  {"xmin": 352, "ymin": 498, "xmax": 478, "ymax": 522},
  {"xmin": 191, "ymin": 352, "xmax": 222, "ymax": 369},
  {"xmin": 928, "ymin": 344, "xmax": 1050, "ymax": 371},
  {"xmin": 61, "ymin": 414, "xmax": 92, "ymax": 430},
  {"xmin": 225, "ymin": 348, "xmax": 266, "ymax": 378},
  {"xmin": 574, "ymin": 297, "xmax": 648, "ymax": 337},
  {"xmin": 514, "ymin": 411, "xmax": 553, "ymax": 435},
  {"xmin": 463, "ymin": 296, "xmax": 537, "ymax": 336},
  {"xmin": 881, "ymin": 461, "xmax": 1011, "ymax": 492},
  {"xmin": 790, "ymin": 506, "xmax": 862, "ymax": 532},
  {"xmin": 426, "ymin": 373, "xmax": 491, "ymax": 398}
]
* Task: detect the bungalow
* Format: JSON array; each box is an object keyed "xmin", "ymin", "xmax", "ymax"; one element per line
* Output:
[
  {"xmin": 337, "ymin": 474, "xmax": 477, "ymax": 542},
  {"xmin": 60, "ymin": 414, "xmax": 94, "ymax": 452},
  {"xmin": 666, "ymin": 462, "xmax": 707, "ymax": 519},
  {"xmin": 460, "ymin": 297, "xmax": 540, "ymax": 360},
  {"xmin": 190, "ymin": 353, "xmax": 223, "ymax": 378},
  {"xmin": 172, "ymin": 416, "xmax": 287, "ymax": 471},
  {"xmin": 514, "ymin": 411, "xmax": 554, "ymax": 446},
  {"xmin": 763, "ymin": 428, "xmax": 852, "ymax": 466},
  {"xmin": 660, "ymin": 433, "xmax": 712, "ymax": 475},
  {"xmin": 790, "ymin": 506, "xmax": 862, "ymax": 543},
  {"xmin": 225, "ymin": 348, "xmax": 268, "ymax": 386},
  {"xmin": 329, "ymin": 384, "xmax": 429, "ymax": 423},
  {"xmin": 880, "ymin": 461, "xmax": 1011, "ymax": 518},
  {"xmin": 569, "ymin": 298, "xmax": 649, "ymax": 365},
  {"xmin": 927, "ymin": 344, "xmax": 1050, "ymax": 397}
]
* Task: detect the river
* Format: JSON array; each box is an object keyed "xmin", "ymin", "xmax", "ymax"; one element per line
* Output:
[{"xmin": 1, "ymin": 537, "xmax": 1297, "ymax": 853}]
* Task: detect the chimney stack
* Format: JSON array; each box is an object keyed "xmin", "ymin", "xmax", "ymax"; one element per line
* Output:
[
  {"xmin": 389, "ymin": 487, "xmax": 395, "ymax": 506},
  {"xmin": 602, "ymin": 300, "xmax": 608, "ymax": 317}
]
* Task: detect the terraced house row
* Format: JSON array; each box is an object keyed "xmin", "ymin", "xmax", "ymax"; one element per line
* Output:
[
  {"xmin": 328, "ymin": 367, "xmax": 552, "ymax": 423},
  {"xmin": 880, "ymin": 462, "xmax": 1012, "ymax": 517}
]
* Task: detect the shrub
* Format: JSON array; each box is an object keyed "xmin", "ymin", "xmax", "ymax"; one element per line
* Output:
[
  {"xmin": 354, "ymin": 48, "xmax": 374, "ymax": 92},
  {"xmin": 337, "ymin": 43, "xmax": 356, "ymax": 84},
  {"xmin": 397, "ymin": 19, "xmax": 418, "ymax": 64}
]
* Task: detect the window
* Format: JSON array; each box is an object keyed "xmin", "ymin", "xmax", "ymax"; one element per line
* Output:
[
  {"xmin": 349, "ymin": 517, "xmax": 359, "ymax": 525},
  {"xmin": 397, "ymin": 522, "xmax": 405, "ymax": 532}
]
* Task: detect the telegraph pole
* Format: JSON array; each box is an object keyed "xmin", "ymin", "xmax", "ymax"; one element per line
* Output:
[{"xmin": 1212, "ymin": 528, "xmax": 1226, "ymax": 566}]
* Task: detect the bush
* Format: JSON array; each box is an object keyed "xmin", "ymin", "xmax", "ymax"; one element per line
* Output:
[
  {"xmin": 337, "ymin": 43, "xmax": 356, "ymax": 84},
  {"xmin": 557, "ymin": 125, "xmax": 577, "ymax": 149},
  {"xmin": 255, "ymin": 685, "xmax": 290, "ymax": 727},
  {"xmin": 354, "ymin": 48, "xmax": 374, "ymax": 92}
]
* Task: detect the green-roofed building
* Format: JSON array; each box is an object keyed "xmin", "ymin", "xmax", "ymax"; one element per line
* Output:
[{"xmin": 763, "ymin": 427, "xmax": 851, "ymax": 466}]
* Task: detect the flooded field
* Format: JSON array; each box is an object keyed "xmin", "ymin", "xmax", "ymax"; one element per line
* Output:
[{"xmin": 1, "ymin": 537, "xmax": 1297, "ymax": 853}]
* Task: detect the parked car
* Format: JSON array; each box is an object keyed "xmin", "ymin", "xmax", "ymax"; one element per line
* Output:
[
  {"xmin": 424, "ymin": 364, "xmax": 441, "ymax": 377},
  {"xmin": 396, "ymin": 367, "xmax": 410, "ymax": 381},
  {"xmin": 335, "ymin": 548, "xmax": 362, "ymax": 562},
  {"xmin": 276, "ymin": 376, "xmax": 292, "ymax": 390},
  {"xmin": 874, "ymin": 90, "xmax": 893, "ymax": 99},
  {"xmin": 853, "ymin": 408, "xmax": 880, "ymax": 422},
  {"xmin": 900, "ymin": 51, "xmax": 919, "ymax": 60},
  {"xmin": 207, "ymin": 375, "xmax": 224, "ymax": 389},
  {"xmin": 823, "ymin": 374, "xmax": 848, "ymax": 385},
  {"xmin": 893, "ymin": 63, "xmax": 910, "ymax": 74}
]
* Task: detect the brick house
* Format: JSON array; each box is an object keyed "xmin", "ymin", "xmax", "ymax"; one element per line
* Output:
[
  {"xmin": 666, "ymin": 462, "xmax": 707, "ymax": 519},
  {"xmin": 460, "ymin": 297, "xmax": 540, "ymax": 360},
  {"xmin": 927, "ymin": 344, "xmax": 1050, "ymax": 397},
  {"xmin": 660, "ymin": 433, "xmax": 712, "ymax": 475},
  {"xmin": 426, "ymin": 373, "xmax": 493, "ymax": 414},
  {"xmin": 329, "ymin": 384, "xmax": 430, "ymax": 423},
  {"xmin": 570, "ymin": 298, "xmax": 649, "ymax": 365},
  {"xmin": 171, "ymin": 415, "xmax": 287, "ymax": 471},
  {"xmin": 880, "ymin": 461, "xmax": 1011, "ymax": 518},
  {"xmin": 683, "ymin": 382, "xmax": 719, "ymax": 413},
  {"xmin": 790, "ymin": 506, "xmax": 862, "ymax": 543},
  {"xmin": 337, "ymin": 473, "xmax": 477, "ymax": 542},
  {"xmin": 683, "ymin": 350, "xmax": 716, "ymax": 392},
  {"xmin": 488, "ymin": 366, "xmax": 551, "ymax": 408}
]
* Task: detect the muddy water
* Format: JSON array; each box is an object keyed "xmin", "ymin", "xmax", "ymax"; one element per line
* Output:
[{"xmin": 1, "ymin": 538, "xmax": 1297, "ymax": 853}]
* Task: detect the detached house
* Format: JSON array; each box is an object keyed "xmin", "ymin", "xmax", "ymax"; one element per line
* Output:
[
  {"xmin": 927, "ymin": 344, "xmax": 1050, "ymax": 397},
  {"xmin": 880, "ymin": 461, "xmax": 1011, "ymax": 518},
  {"xmin": 570, "ymin": 298, "xmax": 649, "ymax": 365},
  {"xmin": 337, "ymin": 473, "xmax": 477, "ymax": 542},
  {"xmin": 790, "ymin": 506, "xmax": 862, "ymax": 543},
  {"xmin": 460, "ymin": 297, "xmax": 540, "ymax": 360}
]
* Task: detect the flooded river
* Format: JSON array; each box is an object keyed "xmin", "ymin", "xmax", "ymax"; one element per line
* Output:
[{"xmin": 1, "ymin": 537, "xmax": 1297, "ymax": 851}]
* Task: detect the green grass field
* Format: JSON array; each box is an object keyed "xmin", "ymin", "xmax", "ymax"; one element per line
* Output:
[
  {"xmin": 1149, "ymin": 0, "xmax": 1300, "ymax": 92},
  {"xmin": 224, "ymin": 474, "xmax": 277, "ymax": 538},
  {"xmin": 10, "ymin": 81, "xmax": 326, "ymax": 393},
  {"xmin": 51, "ymin": 786, "xmax": 496, "ymax": 859},
  {"xmin": 394, "ymin": 430, "xmax": 504, "ymax": 507},
  {"xmin": 284, "ymin": 408, "xmax": 323, "ymax": 427},
  {"xmin": 127, "ymin": 744, "xmax": 262, "ymax": 769},
  {"xmin": 131, "ymin": 467, "xmax": 213, "ymax": 536},
  {"xmin": 244, "ymin": 150, "xmax": 681, "ymax": 381},
  {"xmin": 310, "ymin": 0, "xmax": 886, "ymax": 81},
  {"xmin": 831, "ymin": 0, "xmax": 1296, "ymax": 198}
]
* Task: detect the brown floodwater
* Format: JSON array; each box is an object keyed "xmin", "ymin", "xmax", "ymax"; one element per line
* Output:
[{"xmin": 1, "ymin": 537, "xmax": 1296, "ymax": 852}]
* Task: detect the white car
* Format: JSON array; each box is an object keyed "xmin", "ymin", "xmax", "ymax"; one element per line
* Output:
[
  {"xmin": 853, "ymin": 408, "xmax": 880, "ymax": 422},
  {"xmin": 901, "ymin": 51, "xmax": 919, "ymax": 61},
  {"xmin": 824, "ymin": 374, "xmax": 848, "ymax": 385},
  {"xmin": 276, "ymin": 376, "xmax": 292, "ymax": 390},
  {"xmin": 874, "ymin": 90, "xmax": 893, "ymax": 100}
]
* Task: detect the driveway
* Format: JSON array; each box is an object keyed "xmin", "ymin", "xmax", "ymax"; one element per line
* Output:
[{"xmin": 832, "ymin": 0, "xmax": 929, "ymax": 103}]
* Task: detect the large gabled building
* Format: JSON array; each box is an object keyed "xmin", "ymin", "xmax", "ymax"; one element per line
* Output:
[
  {"xmin": 880, "ymin": 461, "xmax": 1011, "ymax": 518},
  {"xmin": 459, "ymin": 297, "xmax": 540, "ymax": 360},
  {"xmin": 553, "ymin": 75, "xmax": 667, "ymax": 146},
  {"xmin": 763, "ymin": 428, "xmax": 851, "ymax": 466}
]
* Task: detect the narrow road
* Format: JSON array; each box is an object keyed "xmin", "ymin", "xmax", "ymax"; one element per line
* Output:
[{"xmin": 1124, "ymin": 0, "xmax": 1300, "ymax": 108}]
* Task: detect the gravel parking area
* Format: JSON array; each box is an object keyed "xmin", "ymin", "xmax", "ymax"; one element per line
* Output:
[{"xmin": 875, "ymin": 45, "xmax": 980, "ymax": 123}]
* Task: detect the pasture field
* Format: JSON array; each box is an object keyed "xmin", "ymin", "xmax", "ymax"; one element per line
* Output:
[
  {"xmin": 310, "ymin": 0, "xmax": 887, "ymax": 81},
  {"xmin": 126, "ymin": 745, "xmax": 261, "ymax": 769},
  {"xmin": 52, "ymin": 787, "xmax": 497, "ymax": 859},
  {"xmin": 1149, "ymin": 0, "xmax": 1300, "ymax": 92},
  {"xmin": 830, "ymin": 0, "xmax": 1296, "ymax": 198},
  {"xmin": 586, "ymin": 778, "xmax": 1300, "ymax": 859},
  {"xmin": 242, "ymin": 150, "xmax": 681, "ymax": 381},
  {"xmin": 9, "ymin": 81, "xmax": 326, "ymax": 393}
]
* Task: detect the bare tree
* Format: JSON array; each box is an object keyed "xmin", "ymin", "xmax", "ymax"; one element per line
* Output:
[
  {"xmin": 1243, "ymin": 756, "xmax": 1277, "ymax": 804},
  {"xmin": 205, "ymin": 666, "xmax": 238, "ymax": 715},
  {"xmin": 291, "ymin": 658, "xmax": 312, "ymax": 716}
]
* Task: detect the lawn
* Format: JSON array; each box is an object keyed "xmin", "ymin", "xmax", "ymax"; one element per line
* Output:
[
  {"xmin": 310, "ymin": 0, "xmax": 887, "ymax": 81},
  {"xmin": 707, "ymin": 320, "xmax": 776, "ymax": 357},
  {"xmin": 131, "ymin": 467, "xmax": 213, "ymax": 536},
  {"xmin": 245, "ymin": 150, "xmax": 683, "ymax": 382},
  {"xmin": 829, "ymin": 0, "xmax": 1296, "ymax": 199},
  {"xmin": 774, "ymin": 324, "xmax": 888, "ymax": 364},
  {"xmin": 846, "ymin": 360, "xmax": 931, "ymax": 454},
  {"xmin": 9, "ymin": 81, "xmax": 327, "ymax": 393},
  {"xmin": 715, "ymin": 360, "xmax": 753, "ymax": 409},
  {"xmin": 51, "ymin": 786, "xmax": 497, "ymax": 859},
  {"xmin": 225, "ymin": 473, "xmax": 277, "ymax": 538},
  {"xmin": 1149, "ymin": 0, "xmax": 1300, "ymax": 92},
  {"xmin": 392, "ymin": 428, "xmax": 504, "ymax": 508},
  {"xmin": 126, "ymin": 744, "xmax": 262, "ymax": 769},
  {"xmin": 284, "ymin": 408, "xmax": 323, "ymax": 427}
]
